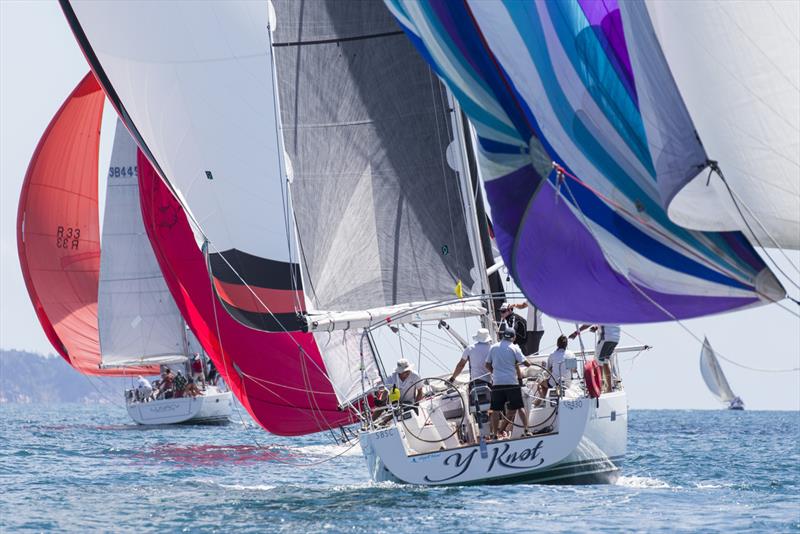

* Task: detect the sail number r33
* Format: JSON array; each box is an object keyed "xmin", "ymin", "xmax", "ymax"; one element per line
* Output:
[{"xmin": 56, "ymin": 226, "xmax": 80, "ymax": 249}]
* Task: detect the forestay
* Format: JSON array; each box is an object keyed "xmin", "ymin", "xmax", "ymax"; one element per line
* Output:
[
  {"xmin": 98, "ymin": 120, "xmax": 189, "ymax": 368},
  {"xmin": 384, "ymin": 0, "xmax": 786, "ymax": 324},
  {"xmin": 62, "ymin": 0, "xmax": 306, "ymax": 332},
  {"xmin": 699, "ymin": 338, "xmax": 735, "ymax": 404},
  {"xmin": 643, "ymin": 1, "xmax": 800, "ymax": 249}
]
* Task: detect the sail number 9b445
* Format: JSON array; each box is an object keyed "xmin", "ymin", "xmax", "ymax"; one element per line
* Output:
[{"xmin": 109, "ymin": 166, "xmax": 137, "ymax": 178}]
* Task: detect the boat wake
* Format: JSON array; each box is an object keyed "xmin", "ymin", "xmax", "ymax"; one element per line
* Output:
[
  {"xmin": 292, "ymin": 443, "xmax": 362, "ymax": 458},
  {"xmin": 615, "ymin": 475, "xmax": 672, "ymax": 489}
]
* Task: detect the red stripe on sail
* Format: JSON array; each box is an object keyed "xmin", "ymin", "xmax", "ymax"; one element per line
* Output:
[
  {"xmin": 17, "ymin": 73, "xmax": 158, "ymax": 376},
  {"xmin": 212, "ymin": 278, "xmax": 304, "ymax": 316},
  {"xmin": 138, "ymin": 150, "xmax": 354, "ymax": 435}
]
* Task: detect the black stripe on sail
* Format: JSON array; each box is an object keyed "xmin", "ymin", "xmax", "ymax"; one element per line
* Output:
[
  {"xmin": 218, "ymin": 299, "xmax": 306, "ymax": 333},
  {"xmin": 209, "ymin": 249, "xmax": 303, "ymax": 291}
]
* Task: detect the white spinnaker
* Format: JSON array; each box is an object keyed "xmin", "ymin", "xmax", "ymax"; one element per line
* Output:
[
  {"xmin": 699, "ymin": 338, "xmax": 736, "ymax": 404},
  {"xmin": 646, "ymin": 0, "xmax": 800, "ymax": 249},
  {"xmin": 67, "ymin": 0, "xmax": 297, "ymax": 264},
  {"xmin": 98, "ymin": 120, "xmax": 187, "ymax": 367}
]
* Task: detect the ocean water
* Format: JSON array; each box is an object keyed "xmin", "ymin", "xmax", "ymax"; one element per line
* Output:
[{"xmin": 1, "ymin": 404, "xmax": 797, "ymax": 533}]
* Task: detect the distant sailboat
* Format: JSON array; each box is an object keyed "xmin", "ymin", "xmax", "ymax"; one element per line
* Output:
[
  {"xmin": 18, "ymin": 74, "xmax": 232, "ymax": 425},
  {"xmin": 700, "ymin": 338, "xmax": 744, "ymax": 411}
]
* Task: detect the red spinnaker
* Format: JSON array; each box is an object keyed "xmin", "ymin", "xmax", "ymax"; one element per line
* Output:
[
  {"xmin": 17, "ymin": 73, "xmax": 158, "ymax": 376},
  {"xmin": 137, "ymin": 152, "xmax": 355, "ymax": 436}
]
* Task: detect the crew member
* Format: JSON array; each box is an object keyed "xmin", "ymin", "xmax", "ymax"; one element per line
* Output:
[
  {"xmin": 570, "ymin": 324, "xmax": 620, "ymax": 393},
  {"xmin": 449, "ymin": 328, "xmax": 492, "ymax": 387},
  {"xmin": 386, "ymin": 359, "xmax": 424, "ymax": 405},
  {"xmin": 499, "ymin": 303, "xmax": 527, "ymax": 350},
  {"xmin": 486, "ymin": 328, "xmax": 528, "ymax": 439},
  {"xmin": 513, "ymin": 301, "xmax": 545, "ymax": 355}
]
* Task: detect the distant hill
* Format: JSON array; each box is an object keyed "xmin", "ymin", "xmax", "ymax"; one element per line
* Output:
[{"xmin": 0, "ymin": 349, "xmax": 139, "ymax": 404}]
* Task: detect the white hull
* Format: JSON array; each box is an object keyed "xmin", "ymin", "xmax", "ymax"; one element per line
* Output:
[
  {"xmin": 126, "ymin": 387, "xmax": 233, "ymax": 425},
  {"xmin": 360, "ymin": 390, "xmax": 626, "ymax": 485}
]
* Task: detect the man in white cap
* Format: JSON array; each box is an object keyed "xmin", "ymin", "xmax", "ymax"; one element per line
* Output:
[
  {"xmin": 387, "ymin": 359, "xmax": 423, "ymax": 404},
  {"xmin": 449, "ymin": 328, "xmax": 492, "ymax": 387}
]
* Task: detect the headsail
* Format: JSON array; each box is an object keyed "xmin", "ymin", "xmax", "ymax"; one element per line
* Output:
[
  {"xmin": 137, "ymin": 151, "xmax": 361, "ymax": 435},
  {"xmin": 17, "ymin": 73, "xmax": 157, "ymax": 376},
  {"xmin": 384, "ymin": 0, "xmax": 786, "ymax": 323},
  {"xmin": 699, "ymin": 338, "xmax": 736, "ymax": 404},
  {"xmin": 98, "ymin": 120, "xmax": 190, "ymax": 368},
  {"xmin": 642, "ymin": 1, "xmax": 800, "ymax": 249},
  {"xmin": 61, "ymin": 0, "xmax": 306, "ymax": 331}
]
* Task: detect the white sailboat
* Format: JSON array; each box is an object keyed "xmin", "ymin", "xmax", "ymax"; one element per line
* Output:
[
  {"xmin": 100, "ymin": 120, "xmax": 233, "ymax": 425},
  {"xmin": 57, "ymin": 0, "xmax": 795, "ymax": 485},
  {"xmin": 700, "ymin": 338, "xmax": 744, "ymax": 411}
]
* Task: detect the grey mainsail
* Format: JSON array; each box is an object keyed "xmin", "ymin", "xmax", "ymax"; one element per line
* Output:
[{"xmin": 273, "ymin": 0, "xmax": 478, "ymax": 313}]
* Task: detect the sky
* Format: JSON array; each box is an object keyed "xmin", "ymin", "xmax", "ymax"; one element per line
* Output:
[{"xmin": 1, "ymin": 1, "xmax": 798, "ymax": 411}]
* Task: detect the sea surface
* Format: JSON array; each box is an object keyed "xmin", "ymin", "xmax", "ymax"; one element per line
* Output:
[{"xmin": 1, "ymin": 404, "xmax": 798, "ymax": 533}]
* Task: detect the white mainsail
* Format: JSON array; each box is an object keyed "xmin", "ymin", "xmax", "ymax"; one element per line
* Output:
[
  {"xmin": 65, "ymin": 1, "xmax": 304, "ymax": 331},
  {"xmin": 699, "ymin": 337, "xmax": 736, "ymax": 404},
  {"xmin": 645, "ymin": 0, "xmax": 800, "ymax": 249},
  {"xmin": 98, "ymin": 120, "xmax": 188, "ymax": 368}
]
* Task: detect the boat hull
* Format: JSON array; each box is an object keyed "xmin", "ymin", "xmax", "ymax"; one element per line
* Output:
[
  {"xmin": 126, "ymin": 388, "xmax": 233, "ymax": 425},
  {"xmin": 360, "ymin": 390, "xmax": 626, "ymax": 486}
]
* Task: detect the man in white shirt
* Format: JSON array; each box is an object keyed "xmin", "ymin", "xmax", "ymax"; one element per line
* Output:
[
  {"xmin": 387, "ymin": 359, "xmax": 423, "ymax": 404},
  {"xmin": 570, "ymin": 324, "xmax": 620, "ymax": 394},
  {"xmin": 449, "ymin": 328, "xmax": 492, "ymax": 386},
  {"xmin": 485, "ymin": 328, "xmax": 527, "ymax": 438},
  {"xmin": 136, "ymin": 375, "xmax": 153, "ymax": 401},
  {"xmin": 596, "ymin": 325, "xmax": 620, "ymax": 393},
  {"xmin": 547, "ymin": 335, "xmax": 574, "ymax": 387},
  {"xmin": 513, "ymin": 301, "xmax": 545, "ymax": 356}
]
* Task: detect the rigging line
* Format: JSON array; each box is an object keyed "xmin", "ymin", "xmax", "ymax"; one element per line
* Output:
[
  {"xmin": 429, "ymin": 68, "xmax": 464, "ymax": 277},
  {"xmin": 397, "ymin": 327, "xmax": 453, "ymax": 373},
  {"xmin": 233, "ymin": 373, "xmax": 359, "ymax": 465},
  {"xmin": 561, "ymin": 177, "xmax": 800, "ymax": 374},
  {"xmin": 712, "ymin": 168, "xmax": 800, "ymax": 278},
  {"xmin": 710, "ymin": 167, "xmax": 800, "ymax": 294},
  {"xmin": 267, "ymin": 23, "xmax": 304, "ymax": 314},
  {"xmin": 203, "ymin": 241, "xmax": 344, "ymax": 395}
]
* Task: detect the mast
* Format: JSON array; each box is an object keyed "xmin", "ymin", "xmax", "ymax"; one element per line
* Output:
[{"xmin": 451, "ymin": 100, "xmax": 505, "ymax": 324}]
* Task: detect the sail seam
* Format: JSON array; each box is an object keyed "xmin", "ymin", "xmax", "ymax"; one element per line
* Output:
[{"xmin": 272, "ymin": 30, "xmax": 404, "ymax": 47}]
